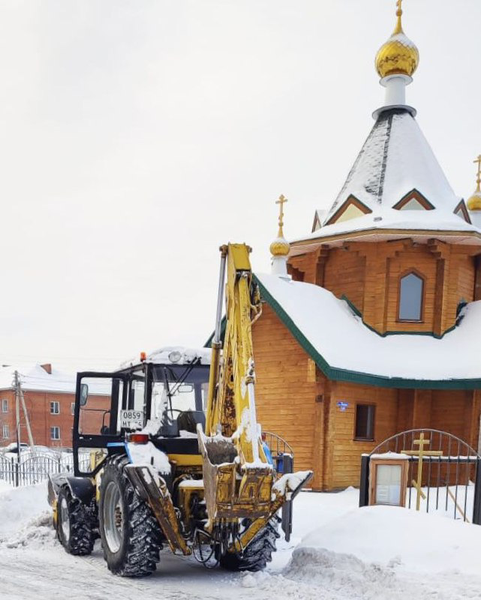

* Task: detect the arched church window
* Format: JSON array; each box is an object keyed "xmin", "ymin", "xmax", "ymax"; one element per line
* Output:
[{"xmin": 398, "ymin": 271, "xmax": 424, "ymax": 322}]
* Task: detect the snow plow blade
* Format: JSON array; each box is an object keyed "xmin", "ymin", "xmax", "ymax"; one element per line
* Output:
[{"xmin": 125, "ymin": 465, "xmax": 191, "ymax": 555}]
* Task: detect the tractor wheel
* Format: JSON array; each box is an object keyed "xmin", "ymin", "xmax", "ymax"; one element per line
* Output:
[
  {"xmin": 220, "ymin": 517, "xmax": 280, "ymax": 572},
  {"xmin": 56, "ymin": 485, "xmax": 95, "ymax": 556},
  {"xmin": 99, "ymin": 457, "xmax": 162, "ymax": 577}
]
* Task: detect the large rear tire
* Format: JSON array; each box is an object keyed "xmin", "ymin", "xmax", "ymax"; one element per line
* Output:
[
  {"xmin": 220, "ymin": 517, "xmax": 280, "ymax": 572},
  {"xmin": 99, "ymin": 456, "xmax": 162, "ymax": 577},
  {"xmin": 56, "ymin": 486, "xmax": 95, "ymax": 556}
]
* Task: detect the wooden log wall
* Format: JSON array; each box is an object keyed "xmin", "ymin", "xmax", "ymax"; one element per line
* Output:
[{"xmin": 289, "ymin": 240, "xmax": 479, "ymax": 337}]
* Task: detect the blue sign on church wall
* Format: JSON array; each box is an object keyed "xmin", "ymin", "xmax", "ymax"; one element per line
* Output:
[{"xmin": 337, "ymin": 401, "xmax": 349, "ymax": 412}]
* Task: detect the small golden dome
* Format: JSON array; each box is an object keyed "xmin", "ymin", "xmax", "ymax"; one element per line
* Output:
[
  {"xmin": 270, "ymin": 237, "xmax": 290, "ymax": 257},
  {"xmin": 375, "ymin": 2, "xmax": 419, "ymax": 79},
  {"xmin": 467, "ymin": 192, "xmax": 481, "ymax": 212},
  {"xmin": 468, "ymin": 156, "xmax": 481, "ymax": 211}
]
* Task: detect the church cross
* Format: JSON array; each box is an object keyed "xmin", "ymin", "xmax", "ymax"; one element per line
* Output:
[
  {"xmin": 474, "ymin": 155, "xmax": 481, "ymax": 192},
  {"xmin": 275, "ymin": 195, "xmax": 288, "ymax": 236},
  {"xmin": 396, "ymin": 0, "xmax": 403, "ymax": 17},
  {"xmin": 402, "ymin": 433, "xmax": 443, "ymax": 511}
]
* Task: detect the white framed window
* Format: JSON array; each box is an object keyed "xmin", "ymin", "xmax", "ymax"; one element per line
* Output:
[
  {"xmin": 50, "ymin": 401, "xmax": 60, "ymax": 415},
  {"xmin": 51, "ymin": 426, "xmax": 60, "ymax": 441},
  {"xmin": 398, "ymin": 271, "xmax": 424, "ymax": 322},
  {"xmin": 71, "ymin": 402, "xmax": 75, "ymax": 416},
  {"xmin": 2, "ymin": 424, "xmax": 9, "ymax": 439},
  {"xmin": 2, "ymin": 399, "xmax": 8, "ymax": 413}
]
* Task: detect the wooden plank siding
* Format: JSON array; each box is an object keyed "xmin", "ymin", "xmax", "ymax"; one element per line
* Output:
[
  {"xmin": 325, "ymin": 382, "xmax": 398, "ymax": 490},
  {"xmin": 323, "ymin": 249, "xmax": 366, "ymax": 313}
]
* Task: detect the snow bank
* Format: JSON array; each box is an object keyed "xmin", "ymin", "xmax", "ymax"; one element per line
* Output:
[
  {"xmin": 0, "ymin": 483, "xmax": 49, "ymax": 538},
  {"xmin": 297, "ymin": 506, "xmax": 481, "ymax": 576}
]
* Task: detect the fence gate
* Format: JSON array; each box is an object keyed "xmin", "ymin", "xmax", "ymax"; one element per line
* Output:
[
  {"xmin": 0, "ymin": 452, "xmax": 87, "ymax": 487},
  {"xmin": 359, "ymin": 429, "xmax": 481, "ymax": 525}
]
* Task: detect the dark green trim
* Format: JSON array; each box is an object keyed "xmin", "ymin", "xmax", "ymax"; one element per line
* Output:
[
  {"xmin": 340, "ymin": 295, "xmax": 362, "ymax": 317},
  {"xmin": 254, "ymin": 275, "xmax": 481, "ymax": 391},
  {"xmin": 204, "ymin": 317, "xmax": 226, "ymax": 348}
]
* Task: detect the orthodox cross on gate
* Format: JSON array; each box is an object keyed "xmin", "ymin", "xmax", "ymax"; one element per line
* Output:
[
  {"xmin": 401, "ymin": 433, "xmax": 443, "ymax": 511},
  {"xmin": 474, "ymin": 155, "xmax": 481, "ymax": 192},
  {"xmin": 275, "ymin": 195, "xmax": 288, "ymax": 236}
]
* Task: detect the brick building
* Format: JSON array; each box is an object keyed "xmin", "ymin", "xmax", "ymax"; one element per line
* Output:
[{"xmin": 0, "ymin": 363, "xmax": 106, "ymax": 450}]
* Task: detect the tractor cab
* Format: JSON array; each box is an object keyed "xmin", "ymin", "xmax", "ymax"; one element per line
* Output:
[{"xmin": 73, "ymin": 347, "xmax": 211, "ymax": 477}]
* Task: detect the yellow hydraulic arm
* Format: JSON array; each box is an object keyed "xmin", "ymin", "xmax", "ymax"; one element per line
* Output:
[
  {"xmin": 199, "ymin": 243, "xmax": 312, "ymax": 539},
  {"xmin": 205, "ymin": 244, "xmax": 265, "ymax": 464}
]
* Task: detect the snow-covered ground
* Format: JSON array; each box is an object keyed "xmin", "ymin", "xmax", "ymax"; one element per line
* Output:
[{"xmin": 0, "ymin": 481, "xmax": 480, "ymax": 599}]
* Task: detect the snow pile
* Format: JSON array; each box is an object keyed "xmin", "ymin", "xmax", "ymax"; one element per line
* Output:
[
  {"xmin": 4, "ymin": 512, "xmax": 56, "ymax": 550},
  {"xmin": 0, "ymin": 482, "xmax": 49, "ymax": 539},
  {"xmin": 250, "ymin": 504, "xmax": 481, "ymax": 600},
  {"xmin": 295, "ymin": 506, "xmax": 481, "ymax": 576}
]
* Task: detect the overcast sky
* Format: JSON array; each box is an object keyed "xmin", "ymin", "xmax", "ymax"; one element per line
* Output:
[{"xmin": 0, "ymin": 0, "xmax": 479, "ymax": 372}]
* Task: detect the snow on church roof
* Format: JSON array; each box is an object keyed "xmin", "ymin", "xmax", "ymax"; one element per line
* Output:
[
  {"xmin": 296, "ymin": 108, "xmax": 481, "ymax": 244},
  {"xmin": 255, "ymin": 273, "xmax": 481, "ymax": 388}
]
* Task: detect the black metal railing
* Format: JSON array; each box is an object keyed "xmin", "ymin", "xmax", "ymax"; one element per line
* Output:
[{"xmin": 360, "ymin": 429, "xmax": 481, "ymax": 524}]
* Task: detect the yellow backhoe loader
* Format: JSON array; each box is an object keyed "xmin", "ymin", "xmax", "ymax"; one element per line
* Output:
[{"xmin": 48, "ymin": 243, "xmax": 312, "ymax": 576}]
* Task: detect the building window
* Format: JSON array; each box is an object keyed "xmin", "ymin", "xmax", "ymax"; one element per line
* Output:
[
  {"xmin": 398, "ymin": 271, "xmax": 424, "ymax": 322},
  {"xmin": 71, "ymin": 403, "xmax": 75, "ymax": 416},
  {"xmin": 51, "ymin": 426, "xmax": 60, "ymax": 441},
  {"xmin": 50, "ymin": 401, "xmax": 60, "ymax": 415},
  {"xmin": 2, "ymin": 399, "xmax": 8, "ymax": 413},
  {"xmin": 355, "ymin": 404, "xmax": 375, "ymax": 441},
  {"xmin": 2, "ymin": 424, "xmax": 9, "ymax": 439}
]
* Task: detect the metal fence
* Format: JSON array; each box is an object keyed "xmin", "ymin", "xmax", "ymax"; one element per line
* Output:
[
  {"xmin": 360, "ymin": 429, "xmax": 481, "ymax": 525},
  {"xmin": 0, "ymin": 452, "xmax": 91, "ymax": 487}
]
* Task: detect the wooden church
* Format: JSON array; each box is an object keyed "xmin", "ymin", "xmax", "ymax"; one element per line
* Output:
[{"xmin": 252, "ymin": 3, "xmax": 481, "ymax": 491}]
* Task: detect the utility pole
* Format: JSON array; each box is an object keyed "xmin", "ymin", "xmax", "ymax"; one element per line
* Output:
[
  {"xmin": 14, "ymin": 371, "xmax": 21, "ymax": 459},
  {"xmin": 14, "ymin": 371, "xmax": 35, "ymax": 452}
]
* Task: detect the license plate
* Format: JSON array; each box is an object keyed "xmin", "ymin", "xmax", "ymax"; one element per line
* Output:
[{"xmin": 120, "ymin": 410, "xmax": 144, "ymax": 430}]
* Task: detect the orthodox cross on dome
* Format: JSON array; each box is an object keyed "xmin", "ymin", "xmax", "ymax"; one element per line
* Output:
[
  {"xmin": 402, "ymin": 433, "xmax": 443, "ymax": 511},
  {"xmin": 270, "ymin": 194, "xmax": 290, "ymax": 272},
  {"xmin": 395, "ymin": 0, "xmax": 403, "ymax": 32},
  {"xmin": 276, "ymin": 194, "xmax": 288, "ymax": 237},
  {"xmin": 474, "ymin": 155, "xmax": 481, "ymax": 192}
]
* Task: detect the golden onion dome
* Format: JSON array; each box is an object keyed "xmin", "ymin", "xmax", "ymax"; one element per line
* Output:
[
  {"xmin": 375, "ymin": 2, "xmax": 419, "ymax": 79},
  {"xmin": 468, "ymin": 156, "xmax": 481, "ymax": 211},
  {"xmin": 467, "ymin": 192, "xmax": 481, "ymax": 212},
  {"xmin": 270, "ymin": 237, "xmax": 290, "ymax": 257}
]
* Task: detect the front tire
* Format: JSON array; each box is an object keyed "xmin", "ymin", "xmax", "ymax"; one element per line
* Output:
[
  {"xmin": 220, "ymin": 517, "xmax": 280, "ymax": 572},
  {"xmin": 56, "ymin": 486, "xmax": 95, "ymax": 556},
  {"xmin": 99, "ymin": 457, "xmax": 162, "ymax": 577}
]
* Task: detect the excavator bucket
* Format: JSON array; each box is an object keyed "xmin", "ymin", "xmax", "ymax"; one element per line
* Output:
[{"xmin": 198, "ymin": 433, "xmax": 274, "ymax": 521}]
